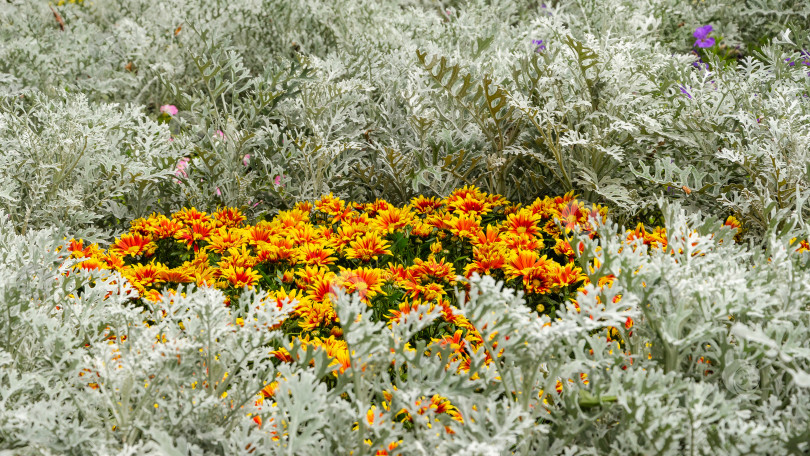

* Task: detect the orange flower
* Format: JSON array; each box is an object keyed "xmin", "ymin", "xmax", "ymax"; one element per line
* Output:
[
  {"xmin": 218, "ymin": 266, "xmax": 260, "ymax": 289},
  {"xmin": 314, "ymin": 193, "xmax": 346, "ymax": 216},
  {"xmin": 471, "ymin": 225, "xmax": 503, "ymax": 246},
  {"xmin": 68, "ymin": 239, "xmax": 95, "ymax": 258},
  {"xmin": 464, "ymin": 245, "xmax": 508, "ymax": 277},
  {"xmin": 110, "ymin": 233, "xmax": 156, "ymax": 258},
  {"xmin": 446, "ymin": 186, "xmax": 487, "ymax": 211},
  {"xmin": 503, "ymin": 250, "xmax": 550, "ymax": 278},
  {"xmin": 220, "ymin": 244, "xmax": 256, "ymax": 269},
  {"xmin": 298, "ymin": 243, "xmax": 337, "ymax": 267},
  {"xmin": 448, "ymin": 214, "xmax": 482, "ymax": 240},
  {"xmin": 75, "ymin": 257, "xmax": 107, "ymax": 271},
  {"xmin": 505, "ymin": 209, "xmax": 542, "ymax": 238},
  {"xmin": 410, "ymin": 196, "xmax": 444, "ymax": 214},
  {"xmin": 295, "ymin": 296, "xmax": 337, "ymax": 331},
  {"xmin": 410, "ymin": 256, "xmax": 457, "ymax": 284},
  {"xmin": 307, "ymin": 275, "xmax": 339, "ymax": 304},
  {"xmin": 152, "ymin": 217, "xmax": 184, "ymax": 239},
  {"xmin": 333, "ymin": 267, "xmax": 388, "ymax": 302},
  {"xmin": 275, "ymin": 208, "xmax": 311, "ymax": 229},
  {"xmin": 255, "ymin": 237, "xmax": 298, "ymax": 265},
  {"xmin": 206, "ymin": 228, "xmax": 247, "ymax": 254},
  {"xmin": 212, "ymin": 207, "xmax": 246, "ymax": 228},
  {"xmin": 121, "ymin": 261, "xmax": 169, "ymax": 294},
  {"xmin": 245, "ymin": 225, "xmax": 276, "ymax": 247},
  {"xmin": 158, "ymin": 267, "xmax": 194, "ymax": 284},
  {"xmin": 172, "ymin": 207, "xmax": 212, "ymax": 225},
  {"xmin": 372, "ymin": 206, "xmax": 414, "ymax": 233},
  {"xmin": 345, "ymin": 233, "xmax": 392, "ymax": 262},
  {"xmin": 548, "ymin": 262, "xmax": 585, "ymax": 289},
  {"xmin": 449, "ymin": 194, "xmax": 493, "ymax": 216},
  {"xmin": 558, "ymin": 201, "xmax": 583, "ymax": 232},
  {"xmin": 174, "ymin": 221, "xmax": 215, "ymax": 251}
]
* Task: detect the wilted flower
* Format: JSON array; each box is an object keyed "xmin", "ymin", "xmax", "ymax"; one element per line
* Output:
[
  {"xmin": 693, "ymin": 25, "xmax": 715, "ymax": 48},
  {"xmin": 160, "ymin": 104, "xmax": 178, "ymax": 116}
]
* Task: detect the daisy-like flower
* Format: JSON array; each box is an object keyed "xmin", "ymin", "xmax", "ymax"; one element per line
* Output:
[
  {"xmin": 503, "ymin": 250, "xmax": 549, "ymax": 278},
  {"xmin": 75, "ymin": 257, "xmax": 107, "ymax": 271},
  {"xmin": 218, "ymin": 265, "xmax": 260, "ymax": 289},
  {"xmin": 345, "ymin": 232, "xmax": 392, "ymax": 262},
  {"xmin": 174, "ymin": 220, "xmax": 215, "ymax": 251},
  {"xmin": 464, "ymin": 245, "xmax": 508, "ymax": 277},
  {"xmin": 448, "ymin": 214, "xmax": 482, "ymax": 240},
  {"xmin": 333, "ymin": 267, "xmax": 388, "ymax": 302},
  {"xmin": 372, "ymin": 206, "xmax": 414, "ymax": 233},
  {"xmin": 314, "ymin": 193, "xmax": 347, "ymax": 216},
  {"xmin": 158, "ymin": 267, "xmax": 194, "ymax": 284},
  {"xmin": 449, "ymin": 193, "xmax": 493, "ymax": 217},
  {"xmin": 298, "ymin": 243, "xmax": 337, "ymax": 267},
  {"xmin": 410, "ymin": 256, "xmax": 457, "ymax": 284},
  {"xmin": 410, "ymin": 195, "xmax": 444, "ymax": 215},
  {"xmin": 121, "ymin": 261, "xmax": 169, "ymax": 294},
  {"xmin": 206, "ymin": 227, "xmax": 247, "ymax": 254},
  {"xmin": 213, "ymin": 207, "xmax": 246, "ymax": 228},
  {"xmin": 172, "ymin": 207, "xmax": 212, "ymax": 225},
  {"xmin": 505, "ymin": 209, "xmax": 542, "ymax": 238},
  {"xmin": 548, "ymin": 262, "xmax": 585, "ymax": 289},
  {"xmin": 110, "ymin": 233, "xmax": 157, "ymax": 258}
]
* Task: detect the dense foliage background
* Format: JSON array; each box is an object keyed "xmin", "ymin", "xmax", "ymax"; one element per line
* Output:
[{"xmin": 2, "ymin": 0, "xmax": 810, "ymax": 454}]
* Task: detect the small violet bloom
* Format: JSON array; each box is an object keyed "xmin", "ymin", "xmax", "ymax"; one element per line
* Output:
[
  {"xmin": 679, "ymin": 85, "xmax": 692, "ymax": 99},
  {"xmin": 160, "ymin": 104, "xmax": 178, "ymax": 116},
  {"xmin": 693, "ymin": 25, "xmax": 715, "ymax": 48},
  {"xmin": 532, "ymin": 39, "xmax": 546, "ymax": 53}
]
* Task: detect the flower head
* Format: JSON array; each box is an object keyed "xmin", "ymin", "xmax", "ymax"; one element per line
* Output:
[
  {"xmin": 532, "ymin": 39, "xmax": 546, "ymax": 53},
  {"xmin": 693, "ymin": 25, "xmax": 715, "ymax": 48},
  {"xmin": 160, "ymin": 104, "xmax": 178, "ymax": 116}
]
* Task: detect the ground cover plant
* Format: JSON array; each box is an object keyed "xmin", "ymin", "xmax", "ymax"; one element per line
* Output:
[{"xmin": 2, "ymin": 0, "xmax": 810, "ymax": 454}]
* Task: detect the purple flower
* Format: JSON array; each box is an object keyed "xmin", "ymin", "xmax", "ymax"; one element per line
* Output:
[
  {"xmin": 679, "ymin": 85, "xmax": 692, "ymax": 99},
  {"xmin": 694, "ymin": 25, "xmax": 712, "ymax": 39},
  {"xmin": 693, "ymin": 25, "xmax": 715, "ymax": 48},
  {"xmin": 695, "ymin": 36, "xmax": 715, "ymax": 48},
  {"xmin": 532, "ymin": 39, "xmax": 546, "ymax": 53}
]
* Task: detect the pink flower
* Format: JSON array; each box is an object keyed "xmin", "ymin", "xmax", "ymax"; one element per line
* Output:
[
  {"xmin": 174, "ymin": 157, "xmax": 190, "ymax": 183},
  {"xmin": 215, "ymin": 187, "xmax": 222, "ymax": 196},
  {"xmin": 274, "ymin": 175, "xmax": 282, "ymax": 186},
  {"xmin": 175, "ymin": 157, "xmax": 190, "ymax": 178},
  {"xmin": 215, "ymin": 130, "xmax": 226, "ymax": 140},
  {"xmin": 242, "ymin": 154, "xmax": 251, "ymax": 166},
  {"xmin": 160, "ymin": 105, "xmax": 178, "ymax": 116}
]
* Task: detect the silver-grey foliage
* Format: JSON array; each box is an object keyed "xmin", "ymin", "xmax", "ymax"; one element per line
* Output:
[{"xmin": 2, "ymin": 0, "xmax": 810, "ymax": 453}]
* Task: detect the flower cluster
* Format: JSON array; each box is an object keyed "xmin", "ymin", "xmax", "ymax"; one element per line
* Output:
[{"xmin": 68, "ymin": 188, "xmax": 614, "ymax": 378}]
